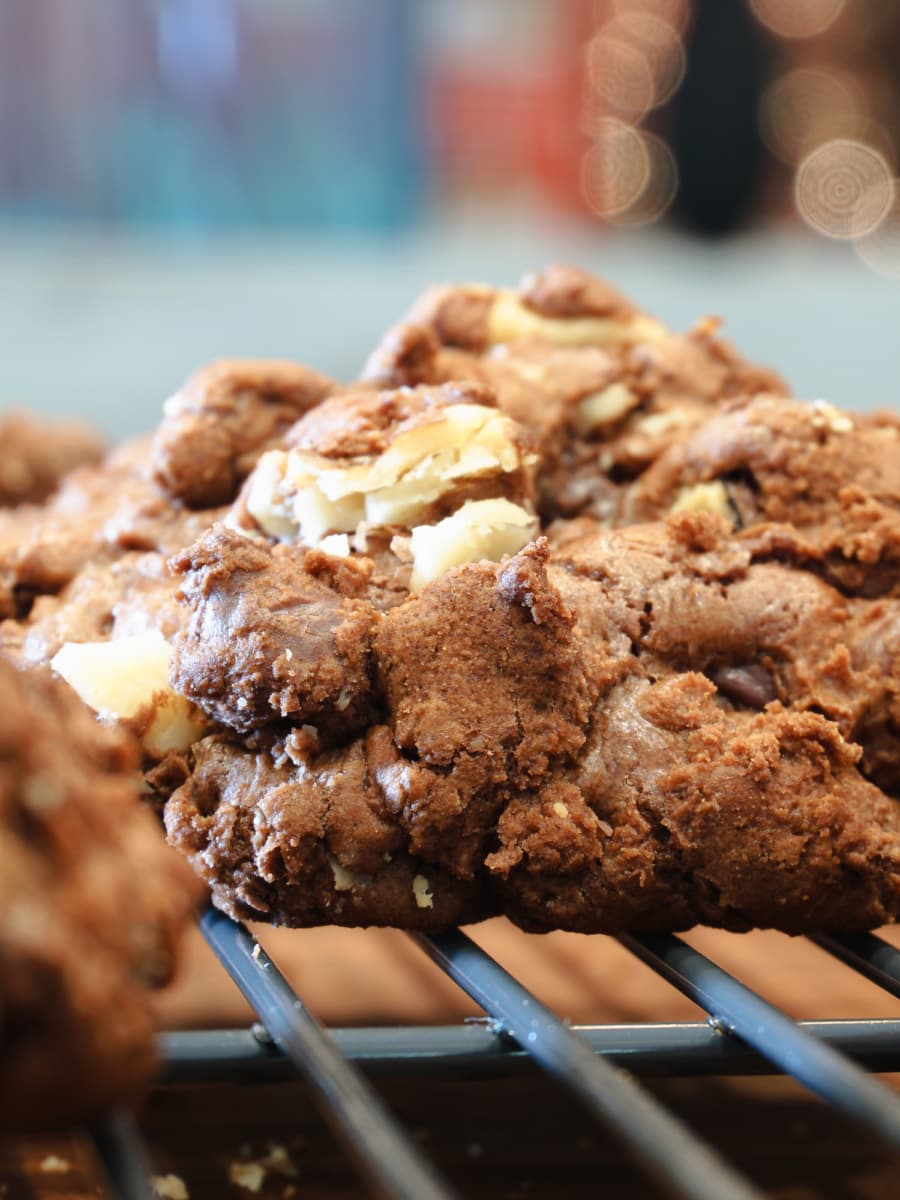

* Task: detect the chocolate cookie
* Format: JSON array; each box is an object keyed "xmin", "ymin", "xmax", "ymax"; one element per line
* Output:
[
  {"xmin": 2, "ymin": 279, "xmax": 896, "ymax": 940},
  {"xmin": 0, "ymin": 409, "xmax": 104, "ymax": 507},
  {"xmin": 165, "ymin": 513, "xmax": 900, "ymax": 934},
  {"xmin": 0, "ymin": 657, "xmax": 201, "ymax": 1128}
]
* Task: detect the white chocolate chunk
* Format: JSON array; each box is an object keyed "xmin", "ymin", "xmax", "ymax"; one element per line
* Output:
[
  {"xmin": 318, "ymin": 533, "xmax": 351, "ymax": 558},
  {"xmin": 328, "ymin": 854, "xmax": 370, "ymax": 892},
  {"xmin": 409, "ymin": 499, "xmax": 538, "ymax": 590},
  {"xmin": 810, "ymin": 399, "xmax": 853, "ymax": 434},
  {"xmin": 51, "ymin": 631, "xmax": 206, "ymax": 755},
  {"xmin": 575, "ymin": 383, "xmax": 638, "ymax": 434},
  {"xmin": 552, "ymin": 801, "xmax": 570, "ymax": 818},
  {"xmin": 486, "ymin": 290, "xmax": 669, "ymax": 348},
  {"xmin": 626, "ymin": 408, "xmax": 696, "ymax": 439},
  {"xmin": 670, "ymin": 481, "xmax": 734, "ymax": 523},
  {"xmin": 413, "ymin": 874, "xmax": 434, "ymax": 909},
  {"xmin": 247, "ymin": 404, "xmax": 533, "ymax": 545}
]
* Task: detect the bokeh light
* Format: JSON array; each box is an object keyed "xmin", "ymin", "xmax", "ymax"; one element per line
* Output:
[
  {"xmin": 611, "ymin": 0, "xmax": 690, "ymax": 36},
  {"xmin": 794, "ymin": 138, "xmax": 894, "ymax": 239},
  {"xmin": 581, "ymin": 119, "xmax": 650, "ymax": 217},
  {"xmin": 749, "ymin": 0, "xmax": 846, "ymax": 40},
  {"xmin": 607, "ymin": 131, "xmax": 679, "ymax": 225},
  {"xmin": 853, "ymin": 193, "xmax": 900, "ymax": 278},
  {"xmin": 585, "ymin": 29, "xmax": 657, "ymax": 119},
  {"xmin": 759, "ymin": 68, "xmax": 868, "ymax": 165},
  {"xmin": 605, "ymin": 10, "xmax": 686, "ymax": 107}
]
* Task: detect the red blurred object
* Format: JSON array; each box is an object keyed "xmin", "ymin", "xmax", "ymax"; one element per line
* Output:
[{"xmin": 423, "ymin": 1, "xmax": 591, "ymax": 214}]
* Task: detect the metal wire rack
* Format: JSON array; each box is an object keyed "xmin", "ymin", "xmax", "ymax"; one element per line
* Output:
[{"xmin": 88, "ymin": 908, "xmax": 900, "ymax": 1199}]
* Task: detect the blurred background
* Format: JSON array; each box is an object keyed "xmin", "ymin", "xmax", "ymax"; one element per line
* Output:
[{"xmin": 1, "ymin": 0, "xmax": 898, "ymax": 437}]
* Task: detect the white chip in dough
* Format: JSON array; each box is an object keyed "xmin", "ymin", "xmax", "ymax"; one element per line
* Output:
[
  {"xmin": 410, "ymin": 498, "xmax": 538, "ymax": 590},
  {"xmin": 51, "ymin": 631, "xmax": 206, "ymax": 755}
]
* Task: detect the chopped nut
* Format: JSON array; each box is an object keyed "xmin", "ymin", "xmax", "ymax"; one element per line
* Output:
[
  {"xmin": 552, "ymin": 801, "xmax": 570, "ymax": 818},
  {"xmin": 151, "ymin": 1175, "xmax": 189, "ymax": 1200},
  {"xmin": 413, "ymin": 874, "xmax": 434, "ymax": 909},
  {"xmin": 575, "ymin": 383, "xmax": 638, "ymax": 434},
  {"xmin": 810, "ymin": 399, "xmax": 853, "ymax": 434},
  {"xmin": 670, "ymin": 481, "xmax": 735, "ymax": 523},
  {"xmin": 318, "ymin": 533, "xmax": 351, "ymax": 558},
  {"xmin": 328, "ymin": 854, "xmax": 370, "ymax": 892},
  {"xmin": 51, "ymin": 631, "xmax": 207, "ymax": 755},
  {"xmin": 247, "ymin": 403, "xmax": 534, "ymax": 545},
  {"xmin": 410, "ymin": 498, "xmax": 538, "ymax": 590},
  {"xmin": 39, "ymin": 1156, "xmax": 70, "ymax": 1174},
  {"xmin": 486, "ymin": 290, "xmax": 669, "ymax": 348},
  {"xmin": 626, "ymin": 408, "xmax": 696, "ymax": 439},
  {"xmin": 228, "ymin": 1162, "xmax": 266, "ymax": 1193}
]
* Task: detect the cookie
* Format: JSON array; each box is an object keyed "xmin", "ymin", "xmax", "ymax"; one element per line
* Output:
[
  {"xmin": 165, "ymin": 513, "xmax": 900, "ymax": 933},
  {"xmin": 3, "ymin": 281, "xmax": 896, "ymax": 939},
  {"xmin": 0, "ymin": 657, "xmax": 201, "ymax": 1128},
  {"xmin": 0, "ymin": 409, "xmax": 104, "ymax": 508}
]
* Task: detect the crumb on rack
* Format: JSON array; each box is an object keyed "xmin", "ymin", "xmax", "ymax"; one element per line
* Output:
[
  {"xmin": 151, "ymin": 1174, "xmax": 189, "ymax": 1199},
  {"xmin": 39, "ymin": 1155, "xmax": 70, "ymax": 1174}
]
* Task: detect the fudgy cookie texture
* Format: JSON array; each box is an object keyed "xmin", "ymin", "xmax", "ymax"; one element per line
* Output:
[
  {"xmin": 153, "ymin": 358, "xmax": 335, "ymax": 507},
  {"xmin": 619, "ymin": 393, "xmax": 900, "ymax": 596},
  {"xmin": 0, "ymin": 409, "xmax": 104, "ymax": 508},
  {"xmin": 0, "ymin": 657, "xmax": 201, "ymax": 1129},
  {"xmin": 166, "ymin": 514, "xmax": 900, "ymax": 933},
  {"xmin": 363, "ymin": 264, "xmax": 786, "ymax": 522}
]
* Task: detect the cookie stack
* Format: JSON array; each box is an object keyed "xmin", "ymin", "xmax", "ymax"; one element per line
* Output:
[{"xmin": 2, "ymin": 265, "xmax": 898, "ymax": 942}]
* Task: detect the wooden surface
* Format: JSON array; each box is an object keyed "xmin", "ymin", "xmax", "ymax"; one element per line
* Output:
[{"xmin": 4, "ymin": 1073, "xmax": 900, "ymax": 1199}]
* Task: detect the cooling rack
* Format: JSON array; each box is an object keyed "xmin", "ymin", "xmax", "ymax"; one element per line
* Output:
[{"xmin": 88, "ymin": 912, "xmax": 900, "ymax": 1200}]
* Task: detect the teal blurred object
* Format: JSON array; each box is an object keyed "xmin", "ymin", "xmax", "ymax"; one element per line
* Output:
[{"xmin": 0, "ymin": 0, "xmax": 424, "ymax": 230}]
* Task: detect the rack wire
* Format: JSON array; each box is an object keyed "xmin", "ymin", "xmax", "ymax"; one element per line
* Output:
[{"xmin": 102, "ymin": 917, "xmax": 900, "ymax": 1199}]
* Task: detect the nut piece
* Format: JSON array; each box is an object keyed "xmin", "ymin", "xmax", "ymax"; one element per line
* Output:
[
  {"xmin": 410, "ymin": 498, "xmax": 538, "ymax": 590},
  {"xmin": 151, "ymin": 1176, "xmax": 190, "ymax": 1200},
  {"xmin": 810, "ymin": 399, "xmax": 853, "ymax": 434},
  {"xmin": 413, "ymin": 874, "xmax": 434, "ymax": 909},
  {"xmin": 486, "ymin": 290, "xmax": 669, "ymax": 348},
  {"xmin": 247, "ymin": 403, "xmax": 534, "ymax": 545},
  {"xmin": 51, "ymin": 631, "xmax": 207, "ymax": 755},
  {"xmin": 575, "ymin": 383, "xmax": 639, "ymax": 434},
  {"xmin": 670, "ymin": 481, "xmax": 735, "ymax": 523}
]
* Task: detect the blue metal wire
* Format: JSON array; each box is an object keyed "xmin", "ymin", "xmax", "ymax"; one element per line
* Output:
[
  {"xmin": 622, "ymin": 933, "xmax": 900, "ymax": 1154},
  {"xmin": 812, "ymin": 933, "xmax": 900, "ymax": 1001},
  {"xmin": 159, "ymin": 1017, "xmax": 900, "ymax": 1084},
  {"xmin": 413, "ymin": 928, "xmax": 764, "ymax": 1200},
  {"xmin": 91, "ymin": 1111, "xmax": 156, "ymax": 1200},
  {"xmin": 201, "ymin": 908, "xmax": 455, "ymax": 1200}
]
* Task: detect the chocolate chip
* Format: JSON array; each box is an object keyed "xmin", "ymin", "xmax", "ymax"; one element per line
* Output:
[{"xmin": 707, "ymin": 662, "xmax": 776, "ymax": 709}]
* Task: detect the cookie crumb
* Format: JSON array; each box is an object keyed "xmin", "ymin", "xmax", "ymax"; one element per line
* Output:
[
  {"xmin": 261, "ymin": 1142, "xmax": 298, "ymax": 1178},
  {"xmin": 229, "ymin": 1161, "xmax": 266, "ymax": 1192},
  {"xmin": 151, "ymin": 1174, "xmax": 189, "ymax": 1199},
  {"xmin": 40, "ymin": 1155, "xmax": 70, "ymax": 1174}
]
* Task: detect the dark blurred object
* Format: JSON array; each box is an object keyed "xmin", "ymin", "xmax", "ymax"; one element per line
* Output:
[{"xmin": 669, "ymin": 0, "xmax": 767, "ymax": 234}]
